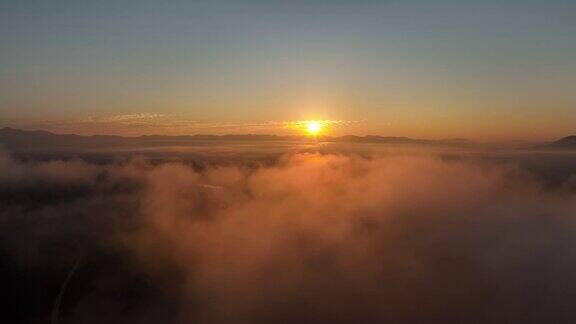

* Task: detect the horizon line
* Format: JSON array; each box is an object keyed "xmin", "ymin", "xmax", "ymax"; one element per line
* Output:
[{"xmin": 2, "ymin": 126, "xmax": 569, "ymax": 147}]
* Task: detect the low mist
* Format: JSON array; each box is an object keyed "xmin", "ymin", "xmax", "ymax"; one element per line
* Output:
[{"xmin": 1, "ymin": 148, "xmax": 576, "ymax": 323}]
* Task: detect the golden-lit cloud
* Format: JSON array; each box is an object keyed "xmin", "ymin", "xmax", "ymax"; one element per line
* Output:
[
  {"xmin": 283, "ymin": 119, "xmax": 354, "ymax": 135},
  {"xmin": 0, "ymin": 115, "xmax": 358, "ymax": 137},
  {"xmin": 2, "ymin": 148, "xmax": 576, "ymax": 322}
]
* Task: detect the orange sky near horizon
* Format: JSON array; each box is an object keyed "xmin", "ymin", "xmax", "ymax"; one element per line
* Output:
[{"xmin": 1, "ymin": 111, "xmax": 572, "ymax": 142}]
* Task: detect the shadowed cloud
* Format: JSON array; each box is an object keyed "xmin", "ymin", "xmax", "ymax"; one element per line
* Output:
[{"xmin": 1, "ymin": 147, "xmax": 576, "ymax": 323}]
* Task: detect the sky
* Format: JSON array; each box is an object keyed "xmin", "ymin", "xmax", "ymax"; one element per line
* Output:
[{"xmin": 1, "ymin": 0, "xmax": 575, "ymax": 140}]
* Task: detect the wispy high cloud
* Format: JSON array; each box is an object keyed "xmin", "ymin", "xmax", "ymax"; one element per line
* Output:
[{"xmin": 0, "ymin": 115, "xmax": 358, "ymax": 136}]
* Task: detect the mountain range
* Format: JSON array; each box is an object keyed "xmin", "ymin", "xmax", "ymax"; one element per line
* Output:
[
  {"xmin": 544, "ymin": 135, "xmax": 576, "ymax": 149},
  {"xmin": 0, "ymin": 127, "xmax": 475, "ymax": 151},
  {"xmin": 2, "ymin": 127, "xmax": 575, "ymax": 153}
]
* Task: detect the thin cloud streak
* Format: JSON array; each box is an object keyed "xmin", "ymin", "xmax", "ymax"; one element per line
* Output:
[{"xmin": 0, "ymin": 115, "xmax": 358, "ymax": 136}]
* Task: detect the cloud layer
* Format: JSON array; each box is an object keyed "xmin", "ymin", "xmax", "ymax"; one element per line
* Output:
[{"xmin": 1, "ymin": 149, "xmax": 576, "ymax": 323}]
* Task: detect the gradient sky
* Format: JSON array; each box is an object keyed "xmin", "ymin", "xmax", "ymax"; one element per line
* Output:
[{"xmin": 1, "ymin": 0, "xmax": 575, "ymax": 140}]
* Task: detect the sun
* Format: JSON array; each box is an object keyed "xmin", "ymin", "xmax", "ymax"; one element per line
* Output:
[{"xmin": 306, "ymin": 121, "xmax": 322, "ymax": 136}]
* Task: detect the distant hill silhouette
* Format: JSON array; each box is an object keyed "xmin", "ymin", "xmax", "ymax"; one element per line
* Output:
[
  {"xmin": 538, "ymin": 136, "xmax": 576, "ymax": 150},
  {"xmin": 0, "ymin": 127, "xmax": 474, "ymax": 152}
]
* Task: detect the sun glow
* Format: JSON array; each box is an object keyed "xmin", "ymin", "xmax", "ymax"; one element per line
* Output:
[{"xmin": 306, "ymin": 121, "xmax": 322, "ymax": 136}]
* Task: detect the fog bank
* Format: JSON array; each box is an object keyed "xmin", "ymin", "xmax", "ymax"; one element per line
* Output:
[{"xmin": 1, "ymin": 149, "xmax": 576, "ymax": 323}]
